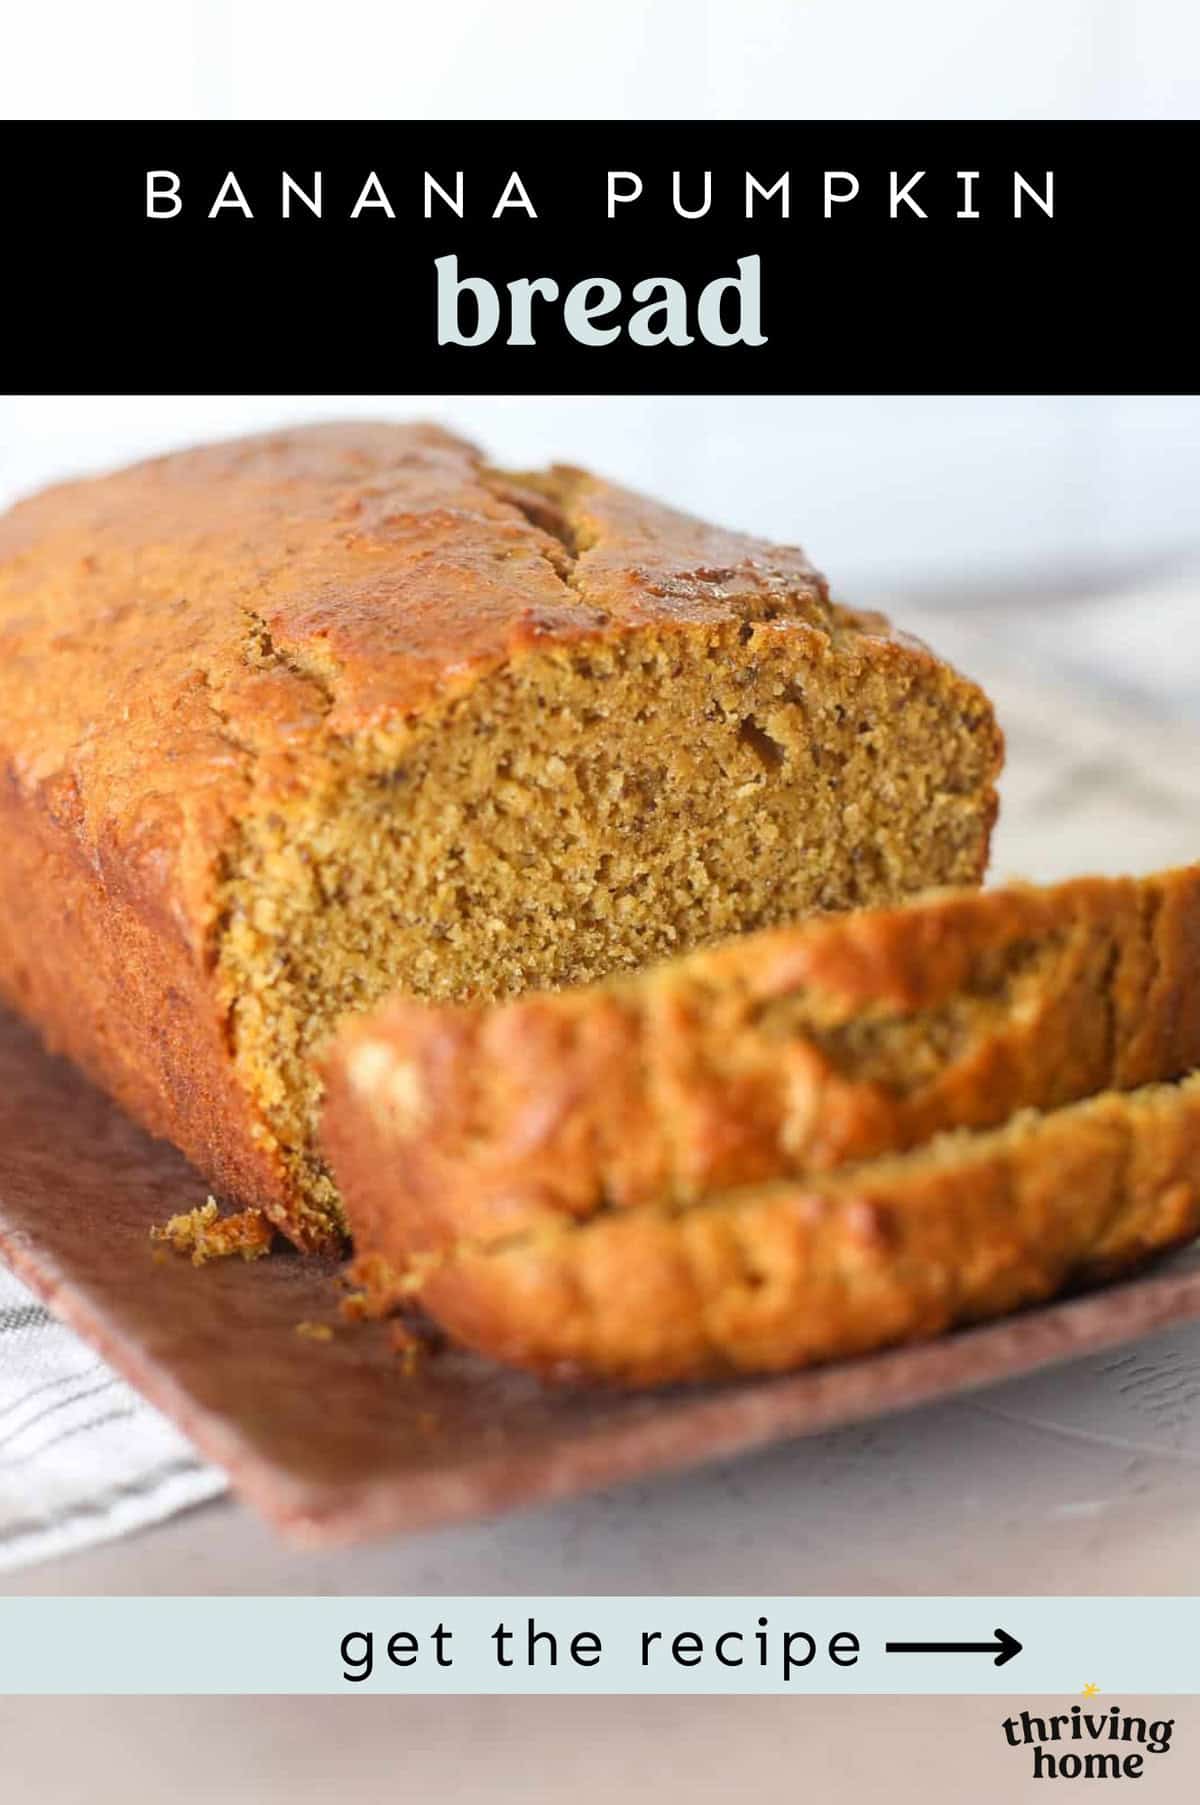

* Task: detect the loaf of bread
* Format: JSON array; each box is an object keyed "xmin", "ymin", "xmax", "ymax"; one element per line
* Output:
[
  {"xmin": 0, "ymin": 423, "xmax": 1001, "ymax": 1252},
  {"xmin": 375, "ymin": 1074, "xmax": 1200, "ymax": 1385},
  {"xmin": 323, "ymin": 867, "xmax": 1200, "ymax": 1256}
]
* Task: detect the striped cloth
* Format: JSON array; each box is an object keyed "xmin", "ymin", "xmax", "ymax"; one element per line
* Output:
[{"xmin": 0, "ymin": 1265, "xmax": 224, "ymax": 1573}]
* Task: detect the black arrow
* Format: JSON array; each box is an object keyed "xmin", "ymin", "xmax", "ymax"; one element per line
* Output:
[{"xmin": 885, "ymin": 1628, "xmax": 1022, "ymax": 1668}]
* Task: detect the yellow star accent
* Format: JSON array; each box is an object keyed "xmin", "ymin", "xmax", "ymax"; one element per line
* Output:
[{"xmin": 1082, "ymin": 1683, "xmax": 1101, "ymax": 1698}]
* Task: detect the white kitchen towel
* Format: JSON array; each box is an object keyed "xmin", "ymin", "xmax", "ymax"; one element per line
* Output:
[
  {"xmin": 0, "ymin": 1264, "xmax": 225, "ymax": 1574},
  {"xmin": 0, "ymin": 579, "xmax": 1198, "ymax": 1574}
]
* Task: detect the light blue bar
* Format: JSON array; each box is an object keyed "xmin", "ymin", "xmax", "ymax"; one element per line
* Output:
[{"xmin": 1, "ymin": 1597, "xmax": 1197, "ymax": 1694}]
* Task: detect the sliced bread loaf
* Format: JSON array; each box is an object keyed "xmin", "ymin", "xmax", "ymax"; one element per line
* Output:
[
  {"xmin": 340, "ymin": 1074, "xmax": 1200, "ymax": 1385},
  {"xmin": 323, "ymin": 866, "xmax": 1200, "ymax": 1257}
]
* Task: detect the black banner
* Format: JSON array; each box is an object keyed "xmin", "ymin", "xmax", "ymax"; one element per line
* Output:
[{"xmin": 7, "ymin": 121, "xmax": 1194, "ymax": 391}]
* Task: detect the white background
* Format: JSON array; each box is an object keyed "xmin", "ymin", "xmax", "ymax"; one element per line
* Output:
[
  {"xmin": 2, "ymin": 394, "xmax": 1198, "ymax": 604},
  {"xmin": 4, "ymin": 0, "xmax": 1200, "ymax": 120}
]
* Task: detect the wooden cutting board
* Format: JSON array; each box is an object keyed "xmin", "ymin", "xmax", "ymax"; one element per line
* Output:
[{"xmin": 4, "ymin": 1006, "xmax": 1200, "ymax": 1548}]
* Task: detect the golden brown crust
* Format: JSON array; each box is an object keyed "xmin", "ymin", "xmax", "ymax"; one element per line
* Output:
[
  {"xmin": 0, "ymin": 784, "xmax": 292, "ymax": 1220},
  {"xmin": 322, "ymin": 866, "xmax": 1200, "ymax": 1261},
  {"xmin": 0, "ymin": 424, "xmax": 999, "ymax": 1247},
  {"xmin": 405, "ymin": 1076, "xmax": 1200, "ymax": 1385}
]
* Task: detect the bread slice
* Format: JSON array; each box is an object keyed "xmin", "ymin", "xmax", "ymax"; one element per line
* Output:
[
  {"xmin": 343, "ymin": 1075, "xmax": 1200, "ymax": 1385},
  {"xmin": 0, "ymin": 424, "xmax": 1001, "ymax": 1252},
  {"xmin": 323, "ymin": 867, "xmax": 1200, "ymax": 1260}
]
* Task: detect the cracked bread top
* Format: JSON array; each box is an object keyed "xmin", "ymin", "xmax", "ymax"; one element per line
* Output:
[{"xmin": 0, "ymin": 421, "xmax": 864, "ymax": 946}]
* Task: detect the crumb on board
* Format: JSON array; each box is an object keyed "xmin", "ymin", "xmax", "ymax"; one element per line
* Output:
[
  {"xmin": 388, "ymin": 1318, "xmax": 424, "ymax": 1375},
  {"xmin": 337, "ymin": 1251, "xmax": 408, "ymax": 1321},
  {"xmin": 150, "ymin": 1197, "xmax": 275, "ymax": 1266},
  {"xmin": 295, "ymin": 1319, "xmax": 335, "ymax": 1342},
  {"xmin": 335, "ymin": 1253, "xmax": 446, "ymax": 1374},
  {"xmin": 337, "ymin": 1249, "xmax": 442, "ymax": 1334},
  {"xmin": 338, "ymin": 1280, "xmax": 426, "ymax": 1371},
  {"xmin": 337, "ymin": 1253, "xmax": 389, "ymax": 1324},
  {"xmin": 338, "ymin": 1287, "xmax": 388, "ymax": 1325}
]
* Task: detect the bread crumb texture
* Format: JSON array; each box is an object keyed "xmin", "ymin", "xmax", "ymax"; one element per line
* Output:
[
  {"xmin": 150, "ymin": 1199, "xmax": 274, "ymax": 1266},
  {"xmin": 0, "ymin": 423, "xmax": 1000, "ymax": 1252}
]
